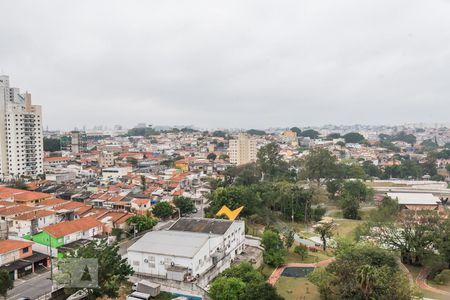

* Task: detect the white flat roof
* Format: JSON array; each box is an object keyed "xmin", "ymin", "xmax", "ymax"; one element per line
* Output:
[
  {"xmin": 128, "ymin": 230, "xmax": 216, "ymax": 258},
  {"xmin": 387, "ymin": 192, "xmax": 440, "ymax": 205}
]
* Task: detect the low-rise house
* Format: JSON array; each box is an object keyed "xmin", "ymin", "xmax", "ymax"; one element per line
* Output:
[
  {"xmin": 387, "ymin": 192, "xmax": 441, "ymax": 211},
  {"xmin": 0, "ymin": 187, "xmax": 53, "ymax": 206},
  {"xmin": 0, "ymin": 240, "xmax": 49, "ymax": 280},
  {"xmin": 31, "ymin": 217, "xmax": 103, "ymax": 250},
  {"xmin": 10, "ymin": 210, "xmax": 57, "ymax": 237}
]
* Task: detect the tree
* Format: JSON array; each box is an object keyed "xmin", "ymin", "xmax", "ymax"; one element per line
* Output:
[
  {"xmin": 284, "ymin": 228, "xmax": 295, "ymax": 249},
  {"xmin": 343, "ymin": 132, "xmax": 365, "ymax": 144},
  {"xmin": 64, "ymin": 239, "xmax": 133, "ymax": 298},
  {"xmin": 0, "ymin": 269, "xmax": 13, "ymax": 299},
  {"xmin": 341, "ymin": 195, "xmax": 360, "ymax": 220},
  {"xmin": 299, "ymin": 129, "xmax": 319, "ymax": 139},
  {"xmin": 126, "ymin": 157, "xmax": 138, "ymax": 167},
  {"xmin": 210, "ymin": 262, "xmax": 282, "ymax": 300},
  {"xmin": 240, "ymin": 282, "xmax": 284, "ymax": 300},
  {"xmin": 290, "ymin": 127, "xmax": 302, "ymax": 135},
  {"xmin": 246, "ymin": 129, "xmax": 266, "ymax": 136},
  {"xmin": 314, "ymin": 222, "xmax": 334, "ymax": 250},
  {"xmin": 326, "ymin": 133, "xmax": 341, "ymax": 140},
  {"xmin": 308, "ymin": 242, "xmax": 411, "ymax": 300},
  {"xmin": 294, "ymin": 244, "xmax": 308, "ymax": 259},
  {"xmin": 301, "ymin": 148, "xmax": 337, "ymax": 185},
  {"xmin": 140, "ymin": 175, "xmax": 146, "ymax": 191},
  {"xmin": 209, "ymin": 277, "xmax": 246, "ymax": 300},
  {"xmin": 152, "ymin": 201, "xmax": 173, "ymax": 219},
  {"xmin": 376, "ymin": 210, "xmax": 441, "ymax": 265},
  {"xmin": 126, "ymin": 215, "xmax": 157, "ymax": 233},
  {"xmin": 261, "ymin": 230, "xmax": 286, "ymax": 267},
  {"xmin": 43, "ymin": 137, "xmax": 61, "ymax": 152},
  {"xmin": 212, "ymin": 130, "xmax": 227, "ymax": 138},
  {"xmin": 220, "ymin": 262, "xmax": 264, "ymax": 284},
  {"xmin": 207, "ymin": 153, "xmax": 217, "ymax": 161},
  {"xmin": 256, "ymin": 143, "xmax": 288, "ymax": 181},
  {"xmin": 173, "ymin": 196, "xmax": 196, "ymax": 216},
  {"xmin": 222, "ymin": 164, "xmax": 258, "ymax": 186}
]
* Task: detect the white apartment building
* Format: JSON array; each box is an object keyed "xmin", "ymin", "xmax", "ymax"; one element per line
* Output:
[
  {"xmin": 0, "ymin": 75, "xmax": 43, "ymax": 179},
  {"xmin": 228, "ymin": 133, "xmax": 257, "ymax": 165}
]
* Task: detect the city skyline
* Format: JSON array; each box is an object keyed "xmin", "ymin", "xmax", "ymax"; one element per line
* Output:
[{"xmin": 2, "ymin": 0, "xmax": 450, "ymax": 129}]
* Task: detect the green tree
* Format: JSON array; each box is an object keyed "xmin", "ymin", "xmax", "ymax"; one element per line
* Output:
[
  {"xmin": 207, "ymin": 153, "xmax": 217, "ymax": 161},
  {"xmin": 256, "ymin": 143, "xmax": 288, "ymax": 181},
  {"xmin": 308, "ymin": 242, "xmax": 411, "ymax": 300},
  {"xmin": 140, "ymin": 175, "xmax": 146, "ymax": 191},
  {"xmin": 376, "ymin": 210, "xmax": 441, "ymax": 265},
  {"xmin": 341, "ymin": 195, "xmax": 360, "ymax": 220},
  {"xmin": 301, "ymin": 148, "xmax": 337, "ymax": 185},
  {"xmin": 0, "ymin": 269, "xmax": 13, "ymax": 299},
  {"xmin": 284, "ymin": 228, "xmax": 295, "ymax": 249},
  {"xmin": 209, "ymin": 277, "xmax": 246, "ymax": 300},
  {"xmin": 314, "ymin": 222, "xmax": 334, "ymax": 251},
  {"xmin": 262, "ymin": 230, "xmax": 286, "ymax": 267},
  {"xmin": 246, "ymin": 129, "xmax": 266, "ymax": 136},
  {"xmin": 44, "ymin": 137, "xmax": 61, "ymax": 152},
  {"xmin": 240, "ymin": 282, "xmax": 284, "ymax": 300},
  {"xmin": 326, "ymin": 133, "xmax": 341, "ymax": 140},
  {"xmin": 65, "ymin": 239, "xmax": 133, "ymax": 298},
  {"xmin": 299, "ymin": 129, "xmax": 320, "ymax": 139},
  {"xmin": 294, "ymin": 244, "xmax": 308, "ymax": 259},
  {"xmin": 173, "ymin": 196, "xmax": 196, "ymax": 216},
  {"xmin": 126, "ymin": 157, "xmax": 138, "ymax": 167},
  {"xmin": 152, "ymin": 201, "xmax": 173, "ymax": 219},
  {"xmin": 126, "ymin": 215, "xmax": 157, "ymax": 233},
  {"xmin": 290, "ymin": 127, "xmax": 302, "ymax": 136},
  {"xmin": 220, "ymin": 262, "xmax": 264, "ymax": 284},
  {"xmin": 343, "ymin": 132, "xmax": 365, "ymax": 144}
]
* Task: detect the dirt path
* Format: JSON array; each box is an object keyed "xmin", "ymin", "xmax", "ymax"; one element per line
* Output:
[
  {"xmin": 267, "ymin": 257, "xmax": 335, "ymax": 285},
  {"xmin": 415, "ymin": 267, "xmax": 450, "ymax": 296}
]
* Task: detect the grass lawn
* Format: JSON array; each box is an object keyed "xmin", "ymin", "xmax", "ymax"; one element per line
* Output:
[
  {"xmin": 275, "ymin": 277, "xmax": 320, "ymax": 300},
  {"xmin": 286, "ymin": 249, "xmax": 331, "ymax": 264},
  {"xmin": 333, "ymin": 219, "xmax": 363, "ymax": 240}
]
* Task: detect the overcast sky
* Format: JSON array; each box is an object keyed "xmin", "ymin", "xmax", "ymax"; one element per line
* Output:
[{"xmin": 1, "ymin": 0, "xmax": 450, "ymax": 130}]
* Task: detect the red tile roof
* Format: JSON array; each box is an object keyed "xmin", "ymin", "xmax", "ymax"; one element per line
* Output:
[
  {"xmin": 0, "ymin": 187, "xmax": 52, "ymax": 203},
  {"xmin": 0, "ymin": 205, "xmax": 37, "ymax": 216},
  {"xmin": 14, "ymin": 210, "xmax": 55, "ymax": 221},
  {"xmin": 0, "ymin": 240, "xmax": 33, "ymax": 254},
  {"xmin": 43, "ymin": 217, "xmax": 102, "ymax": 238}
]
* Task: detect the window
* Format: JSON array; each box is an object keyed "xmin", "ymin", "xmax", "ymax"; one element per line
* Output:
[{"xmin": 23, "ymin": 247, "xmax": 29, "ymax": 253}]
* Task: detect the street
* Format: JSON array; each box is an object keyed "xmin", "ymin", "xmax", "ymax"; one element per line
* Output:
[{"xmin": 7, "ymin": 271, "xmax": 53, "ymax": 300}]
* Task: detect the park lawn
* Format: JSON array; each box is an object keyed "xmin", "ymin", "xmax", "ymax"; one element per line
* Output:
[
  {"xmin": 333, "ymin": 218, "xmax": 364, "ymax": 240},
  {"xmin": 275, "ymin": 277, "xmax": 320, "ymax": 300},
  {"xmin": 246, "ymin": 222, "xmax": 265, "ymax": 237},
  {"xmin": 286, "ymin": 249, "xmax": 331, "ymax": 264},
  {"xmin": 366, "ymin": 181, "xmax": 407, "ymax": 188}
]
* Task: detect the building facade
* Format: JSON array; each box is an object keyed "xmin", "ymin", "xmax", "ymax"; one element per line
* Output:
[
  {"xmin": 0, "ymin": 75, "xmax": 44, "ymax": 179},
  {"xmin": 228, "ymin": 133, "xmax": 257, "ymax": 165}
]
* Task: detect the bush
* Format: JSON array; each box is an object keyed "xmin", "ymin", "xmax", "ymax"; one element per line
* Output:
[
  {"xmin": 311, "ymin": 206, "xmax": 327, "ymax": 222},
  {"xmin": 434, "ymin": 269, "xmax": 450, "ymax": 285},
  {"xmin": 294, "ymin": 244, "xmax": 308, "ymax": 259}
]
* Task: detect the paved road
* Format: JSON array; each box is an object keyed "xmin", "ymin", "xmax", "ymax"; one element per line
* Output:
[{"xmin": 8, "ymin": 271, "xmax": 53, "ymax": 300}]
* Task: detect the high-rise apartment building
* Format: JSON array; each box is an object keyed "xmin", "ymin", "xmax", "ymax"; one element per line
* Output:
[
  {"xmin": 0, "ymin": 75, "xmax": 43, "ymax": 179},
  {"xmin": 228, "ymin": 133, "xmax": 257, "ymax": 165}
]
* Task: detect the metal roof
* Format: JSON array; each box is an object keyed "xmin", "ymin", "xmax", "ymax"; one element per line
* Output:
[
  {"xmin": 128, "ymin": 230, "xmax": 215, "ymax": 258},
  {"xmin": 387, "ymin": 192, "xmax": 440, "ymax": 205},
  {"xmin": 169, "ymin": 217, "xmax": 233, "ymax": 235}
]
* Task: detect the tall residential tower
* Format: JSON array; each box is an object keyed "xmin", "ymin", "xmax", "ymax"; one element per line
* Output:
[
  {"xmin": 0, "ymin": 75, "xmax": 43, "ymax": 179},
  {"xmin": 228, "ymin": 133, "xmax": 257, "ymax": 165}
]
